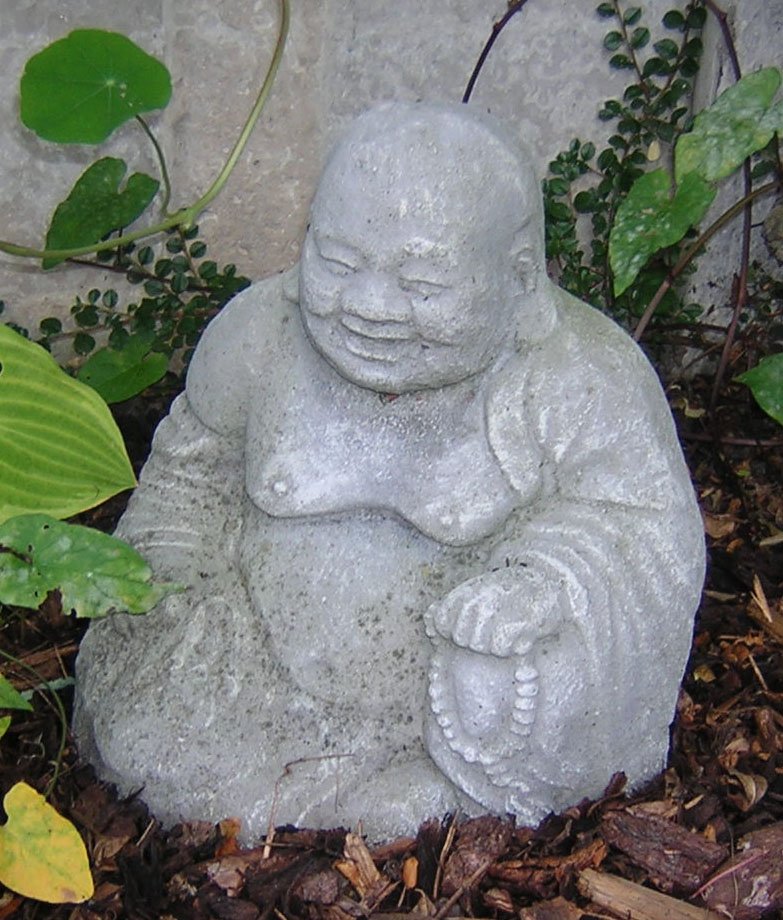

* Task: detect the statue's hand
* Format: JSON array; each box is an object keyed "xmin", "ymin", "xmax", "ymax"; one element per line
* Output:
[{"xmin": 425, "ymin": 567, "xmax": 566, "ymax": 657}]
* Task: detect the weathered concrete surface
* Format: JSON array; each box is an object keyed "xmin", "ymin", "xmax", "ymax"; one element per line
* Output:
[{"xmin": 6, "ymin": 0, "xmax": 764, "ymax": 333}]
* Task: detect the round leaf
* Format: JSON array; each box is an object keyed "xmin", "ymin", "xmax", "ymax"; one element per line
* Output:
[
  {"xmin": 77, "ymin": 334, "xmax": 168, "ymax": 404},
  {"xmin": 43, "ymin": 158, "xmax": 158, "ymax": 268},
  {"xmin": 0, "ymin": 325, "xmax": 136, "ymax": 524},
  {"xmin": 20, "ymin": 29, "xmax": 171, "ymax": 144},
  {"xmin": 0, "ymin": 514, "xmax": 182, "ymax": 618},
  {"xmin": 736, "ymin": 354, "xmax": 783, "ymax": 426}
]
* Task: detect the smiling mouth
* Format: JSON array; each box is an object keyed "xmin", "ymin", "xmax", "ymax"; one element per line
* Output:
[
  {"xmin": 341, "ymin": 332, "xmax": 411, "ymax": 363},
  {"xmin": 339, "ymin": 318, "xmax": 415, "ymax": 363}
]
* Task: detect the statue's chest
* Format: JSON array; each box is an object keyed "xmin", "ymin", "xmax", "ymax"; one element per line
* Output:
[
  {"xmin": 239, "ymin": 504, "xmax": 489, "ymax": 712},
  {"xmin": 243, "ymin": 378, "xmax": 517, "ymax": 546}
]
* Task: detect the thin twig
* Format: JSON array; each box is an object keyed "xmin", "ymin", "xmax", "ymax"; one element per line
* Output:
[
  {"xmin": 432, "ymin": 859, "xmax": 494, "ymax": 920},
  {"xmin": 462, "ymin": 2, "xmax": 531, "ymax": 103}
]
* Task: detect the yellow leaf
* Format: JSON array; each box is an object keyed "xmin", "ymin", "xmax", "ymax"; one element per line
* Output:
[{"xmin": 0, "ymin": 782, "xmax": 93, "ymax": 903}]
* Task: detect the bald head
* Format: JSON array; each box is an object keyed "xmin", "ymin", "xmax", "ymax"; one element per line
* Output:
[
  {"xmin": 299, "ymin": 103, "xmax": 552, "ymax": 393},
  {"xmin": 314, "ymin": 102, "xmax": 543, "ymax": 262}
]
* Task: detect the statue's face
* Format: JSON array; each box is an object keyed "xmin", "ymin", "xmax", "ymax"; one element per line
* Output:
[{"xmin": 299, "ymin": 146, "xmax": 525, "ymax": 393}]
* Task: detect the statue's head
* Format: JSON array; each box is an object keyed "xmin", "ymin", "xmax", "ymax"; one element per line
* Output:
[{"xmin": 299, "ymin": 102, "xmax": 554, "ymax": 393}]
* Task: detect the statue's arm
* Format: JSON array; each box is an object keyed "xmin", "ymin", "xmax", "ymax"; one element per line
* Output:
[
  {"xmin": 428, "ymin": 317, "xmax": 705, "ymax": 660},
  {"xmin": 424, "ymin": 316, "xmax": 704, "ymax": 816},
  {"xmin": 114, "ymin": 394, "xmax": 245, "ymax": 584},
  {"xmin": 116, "ymin": 268, "xmax": 298, "ymax": 583}
]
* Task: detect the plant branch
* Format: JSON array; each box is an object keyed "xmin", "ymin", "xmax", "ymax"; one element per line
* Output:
[
  {"xmin": 632, "ymin": 179, "xmax": 781, "ymax": 341},
  {"xmin": 135, "ymin": 115, "xmax": 172, "ymax": 214},
  {"xmin": 702, "ymin": 0, "xmax": 751, "ymax": 415},
  {"xmin": 463, "ymin": 1, "xmax": 531, "ymax": 104},
  {"xmin": 0, "ymin": 0, "xmax": 290, "ymax": 263},
  {"xmin": 613, "ymin": 0, "xmax": 652, "ymax": 105}
]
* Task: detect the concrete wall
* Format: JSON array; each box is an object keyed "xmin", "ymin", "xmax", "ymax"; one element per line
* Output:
[{"xmin": 0, "ymin": 1, "xmax": 778, "ymax": 332}]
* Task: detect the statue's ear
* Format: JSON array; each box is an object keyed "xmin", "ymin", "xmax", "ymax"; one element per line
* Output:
[{"xmin": 510, "ymin": 225, "xmax": 538, "ymax": 294}]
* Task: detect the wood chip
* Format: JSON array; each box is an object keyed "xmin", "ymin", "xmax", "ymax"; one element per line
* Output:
[
  {"xmin": 578, "ymin": 868, "xmax": 724, "ymax": 920},
  {"xmin": 698, "ymin": 822, "xmax": 783, "ymax": 920},
  {"xmin": 601, "ymin": 810, "xmax": 727, "ymax": 894}
]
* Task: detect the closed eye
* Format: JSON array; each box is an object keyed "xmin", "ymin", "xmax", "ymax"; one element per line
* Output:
[
  {"xmin": 322, "ymin": 256, "xmax": 358, "ymax": 277},
  {"xmin": 399, "ymin": 278, "xmax": 448, "ymax": 298}
]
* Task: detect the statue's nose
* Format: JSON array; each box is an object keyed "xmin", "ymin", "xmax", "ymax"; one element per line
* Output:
[{"xmin": 341, "ymin": 272, "xmax": 411, "ymax": 326}]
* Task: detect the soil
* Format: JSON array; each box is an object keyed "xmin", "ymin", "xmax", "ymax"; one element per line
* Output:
[{"xmin": 1, "ymin": 366, "xmax": 782, "ymax": 920}]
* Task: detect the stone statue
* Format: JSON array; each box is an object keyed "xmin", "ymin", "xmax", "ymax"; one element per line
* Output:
[{"xmin": 74, "ymin": 102, "xmax": 705, "ymax": 842}]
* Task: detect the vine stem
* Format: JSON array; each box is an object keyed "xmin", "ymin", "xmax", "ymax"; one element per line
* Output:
[
  {"xmin": 463, "ymin": 1, "xmax": 531, "ymax": 103},
  {"xmin": 632, "ymin": 179, "xmax": 781, "ymax": 342},
  {"xmin": 135, "ymin": 115, "xmax": 172, "ymax": 214},
  {"xmin": 700, "ymin": 0, "xmax": 751, "ymax": 416},
  {"xmin": 0, "ymin": 0, "xmax": 290, "ymax": 262}
]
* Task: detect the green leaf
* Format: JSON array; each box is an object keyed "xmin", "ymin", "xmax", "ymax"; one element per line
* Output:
[
  {"xmin": 20, "ymin": 29, "xmax": 171, "ymax": 144},
  {"xmin": 0, "ymin": 782, "xmax": 93, "ymax": 903},
  {"xmin": 0, "ymin": 325, "xmax": 136, "ymax": 524},
  {"xmin": 630, "ymin": 27, "xmax": 650, "ymax": 49},
  {"xmin": 675, "ymin": 68, "xmax": 783, "ymax": 183},
  {"xmin": 604, "ymin": 31, "xmax": 623, "ymax": 51},
  {"xmin": 43, "ymin": 158, "xmax": 159, "ymax": 268},
  {"xmin": 0, "ymin": 673, "xmax": 33, "ymax": 712},
  {"xmin": 736, "ymin": 354, "xmax": 783, "ymax": 426},
  {"xmin": 0, "ymin": 715, "xmax": 10, "ymax": 741},
  {"xmin": 609, "ymin": 169, "xmax": 716, "ymax": 295},
  {"xmin": 623, "ymin": 7, "xmax": 642, "ymax": 25},
  {"xmin": 662, "ymin": 9, "xmax": 685, "ymax": 29},
  {"xmin": 0, "ymin": 514, "xmax": 181, "ymax": 618},
  {"xmin": 77, "ymin": 333, "xmax": 168, "ymax": 404}
]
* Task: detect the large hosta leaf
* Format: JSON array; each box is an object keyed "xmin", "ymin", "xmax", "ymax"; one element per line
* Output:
[
  {"xmin": 43, "ymin": 158, "xmax": 158, "ymax": 268},
  {"xmin": 0, "ymin": 514, "xmax": 181, "ymax": 618},
  {"xmin": 0, "ymin": 782, "xmax": 93, "ymax": 904},
  {"xmin": 20, "ymin": 29, "xmax": 171, "ymax": 144},
  {"xmin": 676, "ymin": 68, "xmax": 782, "ymax": 183},
  {"xmin": 0, "ymin": 325, "xmax": 136, "ymax": 524},
  {"xmin": 610, "ymin": 169, "xmax": 716, "ymax": 295}
]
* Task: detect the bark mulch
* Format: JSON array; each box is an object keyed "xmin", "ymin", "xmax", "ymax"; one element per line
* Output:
[{"xmin": 1, "ymin": 376, "xmax": 782, "ymax": 920}]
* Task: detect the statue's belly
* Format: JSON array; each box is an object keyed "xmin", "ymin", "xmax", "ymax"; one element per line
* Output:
[{"xmin": 239, "ymin": 504, "xmax": 488, "ymax": 713}]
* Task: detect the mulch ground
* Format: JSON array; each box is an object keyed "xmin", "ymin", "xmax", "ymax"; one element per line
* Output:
[{"xmin": 1, "ymin": 370, "xmax": 782, "ymax": 920}]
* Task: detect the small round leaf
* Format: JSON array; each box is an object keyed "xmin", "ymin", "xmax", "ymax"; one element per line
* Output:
[{"xmin": 20, "ymin": 29, "xmax": 171, "ymax": 144}]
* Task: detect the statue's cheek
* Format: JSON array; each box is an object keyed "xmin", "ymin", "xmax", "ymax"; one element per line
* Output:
[
  {"xmin": 410, "ymin": 291, "xmax": 467, "ymax": 342},
  {"xmin": 300, "ymin": 271, "xmax": 343, "ymax": 317}
]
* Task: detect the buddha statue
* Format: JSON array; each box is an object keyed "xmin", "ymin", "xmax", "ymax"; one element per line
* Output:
[{"xmin": 75, "ymin": 102, "xmax": 705, "ymax": 841}]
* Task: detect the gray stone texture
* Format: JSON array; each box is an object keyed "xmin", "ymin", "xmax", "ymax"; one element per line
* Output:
[
  {"xmin": 74, "ymin": 103, "xmax": 705, "ymax": 842},
  {"xmin": 5, "ymin": 1, "xmax": 778, "ymax": 334}
]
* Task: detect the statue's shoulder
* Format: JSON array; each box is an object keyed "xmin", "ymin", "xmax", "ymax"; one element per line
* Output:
[
  {"xmin": 524, "ymin": 288, "xmax": 663, "ymax": 410},
  {"xmin": 186, "ymin": 266, "xmax": 300, "ymax": 433},
  {"xmin": 488, "ymin": 287, "xmax": 671, "ymax": 463}
]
